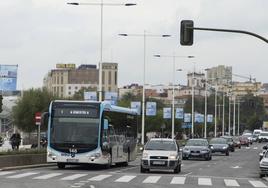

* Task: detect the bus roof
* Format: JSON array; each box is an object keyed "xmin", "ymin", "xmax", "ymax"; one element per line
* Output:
[{"xmin": 52, "ymin": 100, "xmax": 138, "ymax": 115}]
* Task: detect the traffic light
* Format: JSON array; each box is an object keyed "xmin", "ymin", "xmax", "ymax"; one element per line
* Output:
[
  {"xmin": 0, "ymin": 95, "xmax": 3, "ymax": 113},
  {"xmin": 180, "ymin": 20, "xmax": 194, "ymax": 46}
]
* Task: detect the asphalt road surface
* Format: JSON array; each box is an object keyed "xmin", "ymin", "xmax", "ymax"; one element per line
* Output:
[{"xmin": 0, "ymin": 142, "xmax": 267, "ymax": 188}]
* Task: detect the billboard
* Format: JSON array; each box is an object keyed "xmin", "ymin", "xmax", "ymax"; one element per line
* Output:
[
  {"xmin": 175, "ymin": 108, "xmax": 184, "ymax": 119},
  {"xmin": 146, "ymin": 102, "xmax": 157, "ymax": 116},
  {"xmin": 104, "ymin": 92, "xmax": 118, "ymax": 105},
  {"xmin": 0, "ymin": 65, "xmax": 18, "ymax": 91},
  {"xmin": 207, "ymin": 114, "xmax": 213, "ymax": 123},
  {"xmin": 131, "ymin": 101, "xmax": 141, "ymax": 115},
  {"xmin": 84, "ymin": 91, "xmax": 97, "ymax": 101},
  {"xmin": 184, "ymin": 113, "xmax": 191, "ymax": 123},
  {"xmin": 163, "ymin": 108, "xmax": 171, "ymax": 119}
]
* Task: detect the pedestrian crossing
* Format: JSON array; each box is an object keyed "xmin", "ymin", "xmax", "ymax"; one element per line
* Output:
[{"xmin": 0, "ymin": 171, "xmax": 267, "ymax": 187}]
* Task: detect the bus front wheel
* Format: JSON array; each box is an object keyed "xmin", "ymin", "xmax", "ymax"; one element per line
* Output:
[{"xmin": 57, "ymin": 163, "xmax": 65, "ymax": 169}]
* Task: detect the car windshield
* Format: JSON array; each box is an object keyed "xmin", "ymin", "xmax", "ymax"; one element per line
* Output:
[
  {"xmin": 186, "ymin": 139, "xmax": 208, "ymax": 146},
  {"xmin": 210, "ymin": 138, "xmax": 227, "ymax": 144},
  {"xmin": 145, "ymin": 140, "xmax": 177, "ymax": 151},
  {"xmin": 260, "ymin": 132, "xmax": 268, "ymax": 136},
  {"xmin": 221, "ymin": 137, "xmax": 232, "ymax": 142}
]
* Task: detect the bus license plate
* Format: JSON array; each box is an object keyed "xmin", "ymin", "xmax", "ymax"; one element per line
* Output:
[{"xmin": 66, "ymin": 158, "xmax": 79, "ymax": 163}]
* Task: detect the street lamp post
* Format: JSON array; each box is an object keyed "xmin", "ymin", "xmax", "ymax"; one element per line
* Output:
[
  {"xmin": 154, "ymin": 54, "xmax": 194, "ymax": 139},
  {"xmin": 204, "ymin": 68, "xmax": 210, "ymax": 138},
  {"xmin": 222, "ymin": 92, "xmax": 225, "ymax": 136},
  {"xmin": 214, "ymin": 82, "xmax": 218, "ymax": 137},
  {"xmin": 119, "ymin": 32, "xmax": 171, "ymax": 145},
  {"xmin": 228, "ymin": 91, "xmax": 231, "ymax": 135},
  {"xmin": 238, "ymin": 100, "xmax": 240, "ymax": 135},
  {"xmin": 67, "ymin": 1, "xmax": 136, "ymax": 101},
  {"xmin": 233, "ymin": 94, "xmax": 236, "ymax": 136}
]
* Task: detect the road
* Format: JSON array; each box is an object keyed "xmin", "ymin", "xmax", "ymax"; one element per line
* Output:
[{"xmin": 0, "ymin": 142, "xmax": 267, "ymax": 188}]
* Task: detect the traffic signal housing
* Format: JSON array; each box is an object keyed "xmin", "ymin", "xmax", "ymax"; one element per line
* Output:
[
  {"xmin": 180, "ymin": 20, "xmax": 194, "ymax": 46},
  {"xmin": 0, "ymin": 95, "xmax": 3, "ymax": 113}
]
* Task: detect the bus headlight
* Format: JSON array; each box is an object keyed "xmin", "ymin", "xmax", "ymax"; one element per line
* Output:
[
  {"xmin": 47, "ymin": 150, "xmax": 56, "ymax": 159},
  {"xmin": 90, "ymin": 153, "xmax": 101, "ymax": 159}
]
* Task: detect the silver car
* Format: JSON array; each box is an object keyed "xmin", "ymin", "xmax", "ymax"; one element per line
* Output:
[{"xmin": 140, "ymin": 138, "xmax": 182, "ymax": 173}]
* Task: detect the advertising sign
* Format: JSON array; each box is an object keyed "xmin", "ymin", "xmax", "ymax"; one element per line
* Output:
[
  {"xmin": 56, "ymin": 64, "xmax": 76, "ymax": 69},
  {"xmin": 184, "ymin": 113, "xmax": 191, "ymax": 123},
  {"xmin": 175, "ymin": 108, "xmax": 184, "ymax": 119},
  {"xmin": 163, "ymin": 108, "xmax": 171, "ymax": 119},
  {"xmin": 182, "ymin": 123, "xmax": 192, "ymax": 128},
  {"xmin": 207, "ymin": 114, "xmax": 213, "ymax": 123},
  {"xmin": 131, "ymin": 101, "xmax": 141, "ymax": 115},
  {"xmin": 146, "ymin": 102, "xmax": 157, "ymax": 116},
  {"xmin": 195, "ymin": 113, "xmax": 204, "ymax": 123},
  {"xmin": 104, "ymin": 92, "xmax": 118, "ymax": 105},
  {"xmin": 0, "ymin": 65, "xmax": 18, "ymax": 91},
  {"xmin": 84, "ymin": 91, "xmax": 97, "ymax": 101}
]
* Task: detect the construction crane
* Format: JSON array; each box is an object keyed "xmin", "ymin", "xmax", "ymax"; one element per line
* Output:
[{"xmin": 232, "ymin": 73, "xmax": 256, "ymax": 82}]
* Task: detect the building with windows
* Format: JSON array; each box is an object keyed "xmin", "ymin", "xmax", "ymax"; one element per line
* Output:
[
  {"xmin": 43, "ymin": 63, "xmax": 118, "ymax": 98},
  {"xmin": 206, "ymin": 65, "xmax": 232, "ymax": 86}
]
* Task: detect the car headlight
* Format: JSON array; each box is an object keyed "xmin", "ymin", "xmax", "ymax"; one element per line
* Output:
[
  {"xmin": 142, "ymin": 152, "xmax": 148, "ymax": 159},
  {"xmin": 223, "ymin": 146, "xmax": 227, "ymax": 149},
  {"xmin": 201, "ymin": 150, "xmax": 209, "ymax": 153},
  {"xmin": 183, "ymin": 148, "xmax": 190, "ymax": 152},
  {"xmin": 169, "ymin": 154, "xmax": 177, "ymax": 160},
  {"xmin": 210, "ymin": 146, "xmax": 214, "ymax": 149}
]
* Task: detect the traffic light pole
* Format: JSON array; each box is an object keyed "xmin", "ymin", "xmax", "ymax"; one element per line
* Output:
[{"xmin": 191, "ymin": 27, "xmax": 268, "ymax": 43}]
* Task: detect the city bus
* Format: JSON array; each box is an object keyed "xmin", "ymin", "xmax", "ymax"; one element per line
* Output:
[{"xmin": 46, "ymin": 100, "xmax": 138, "ymax": 169}]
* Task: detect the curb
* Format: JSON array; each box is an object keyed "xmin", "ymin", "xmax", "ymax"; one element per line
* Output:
[{"xmin": 0, "ymin": 163, "xmax": 56, "ymax": 171}]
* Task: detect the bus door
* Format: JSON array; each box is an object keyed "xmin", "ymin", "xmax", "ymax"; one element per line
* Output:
[{"xmin": 108, "ymin": 125, "xmax": 119, "ymax": 162}]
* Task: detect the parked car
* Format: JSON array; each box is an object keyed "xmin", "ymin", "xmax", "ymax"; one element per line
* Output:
[
  {"xmin": 260, "ymin": 145, "xmax": 268, "ymax": 161},
  {"xmin": 140, "ymin": 138, "xmax": 182, "ymax": 173},
  {"xmin": 260, "ymin": 150, "xmax": 268, "ymax": 177},
  {"xmin": 232, "ymin": 137, "xmax": 241, "ymax": 149},
  {"xmin": 182, "ymin": 139, "xmax": 212, "ymax": 161},
  {"xmin": 209, "ymin": 138, "xmax": 229, "ymax": 156},
  {"xmin": 239, "ymin": 136, "xmax": 250, "ymax": 147},
  {"xmin": 221, "ymin": 136, "xmax": 235, "ymax": 152},
  {"xmin": 259, "ymin": 132, "xmax": 268, "ymax": 143},
  {"xmin": 0, "ymin": 136, "xmax": 3, "ymax": 146}
]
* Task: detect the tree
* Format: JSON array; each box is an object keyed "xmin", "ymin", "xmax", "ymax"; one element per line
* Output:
[{"xmin": 12, "ymin": 88, "xmax": 55, "ymax": 132}]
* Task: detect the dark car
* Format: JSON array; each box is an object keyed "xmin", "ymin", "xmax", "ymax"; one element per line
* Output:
[
  {"xmin": 232, "ymin": 137, "xmax": 241, "ymax": 149},
  {"xmin": 0, "ymin": 136, "xmax": 3, "ymax": 147},
  {"xmin": 209, "ymin": 138, "xmax": 230, "ymax": 156},
  {"xmin": 221, "ymin": 136, "xmax": 235, "ymax": 152},
  {"xmin": 239, "ymin": 136, "xmax": 250, "ymax": 147},
  {"xmin": 182, "ymin": 139, "xmax": 212, "ymax": 160}
]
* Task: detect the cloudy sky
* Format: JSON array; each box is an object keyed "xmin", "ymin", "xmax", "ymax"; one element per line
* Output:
[{"xmin": 1, "ymin": 0, "xmax": 267, "ymax": 90}]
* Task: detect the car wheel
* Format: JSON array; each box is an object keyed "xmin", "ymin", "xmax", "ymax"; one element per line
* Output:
[
  {"xmin": 239, "ymin": 145, "xmax": 241, "ymax": 149},
  {"xmin": 57, "ymin": 163, "xmax": 65, "ymax": 169},
  {"xmin": 226, "ymin": 151, "xmax": 229, "ymax": 156},
  {"xmin": 260, "ymin": 173, "xmax": 265, "ymax": 178},
  {"xmin": 182, "ymin": 156, "xmax": 188, "ymax": 160},
  {"xmin": 247, "ymin": 144, "xmax": 249, "ymax": 147},
  {"xmin": 140, "ymin": 165, "xmax": 146, "ymax": 173},
  {"xmin": 174, "ymin": 164, "xmax": 181, "ymax": 173}
]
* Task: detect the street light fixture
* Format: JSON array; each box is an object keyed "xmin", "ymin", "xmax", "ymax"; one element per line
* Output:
[
  {"xmin": 154, "ymin": 54, "xmax": 194, "ymax": 139},
  {"xmin": 119, "ymin": 31, "xmax": 171, "ymax": 144},
  {"xmin": 67, "ymin": 1, "xmax": 136, "ymax": 101}
]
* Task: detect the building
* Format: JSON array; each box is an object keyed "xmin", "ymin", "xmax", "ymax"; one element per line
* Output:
[
  {"xmin": 207, "ymin": 65, "xmax": 232, "ymax": 86},
  {"xmin": 43, "ymin": 63, "xmax": 118, "ymax": 98},
  {"xmin": 187, "ymin": 72, "xmax": 205, "ymax": 88},
  {"xmin": 232, "ymin": 81, "xmax": 261, "ymax": 97}
]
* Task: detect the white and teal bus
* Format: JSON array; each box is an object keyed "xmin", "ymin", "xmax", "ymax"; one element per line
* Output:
[{"xmin": 46, "ymin": 100, "xmax": 138, "ymax": 169}]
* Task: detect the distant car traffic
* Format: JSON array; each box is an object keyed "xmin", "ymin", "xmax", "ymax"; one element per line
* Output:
[
  {"xmin": 239, "ymin": 136, "xmax": 250, "ymax": 147},
  {"xmin": 182, "ymin": 139, "xmax": 212, "ymax": 161},
  {"xmin": 221, "ymin": 136, "xmax": 235, "ymax": 152},
  {"xmin": 233, "ymin": 137, "xmax": 241, "ymax": 149},
  {"xmin": 259, "ymin": 132, "xmax": 268, "ymax": 143},
  {"xmin": 243, "ymin": 133, "xmax": 253, "ymax": 144},
  {"xmin": 140, "ymin": 138, "xmax": 182, "ymax": 173},
  {"xmin": 209, "ymin": 138, "xmax": 230, "ymax": 156}
]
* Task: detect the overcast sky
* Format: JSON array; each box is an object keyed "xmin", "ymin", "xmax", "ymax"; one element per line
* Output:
[{"xmin": 1, "ymin": 0, "xmax": 267, "ymax": 90}]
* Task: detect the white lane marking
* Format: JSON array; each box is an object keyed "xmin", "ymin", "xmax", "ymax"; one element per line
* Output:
[
  {"xmin": 33, "ymin": 173, "xmax": 62, "ymax": 180},
  {"xmin": 0, "ymin": 171, "xmax": 16, "ymax": 176},
  {"xmin": 115, "ymin": 175, "xmax": 136, "ymax": 182},
  {"xmin": 249, "ymin": 180, "xmax": 267, "ymax": 187},
  {"xmin": 198, "ymin": 178, "xmax": 212, "ymax": 186},
  {"xmin": 224, "ymin": 179, "xmax": 240, "ymax": 187},
  {"xmin": 254, "ymin": 147, "xmax": 258, "ymax": 149},
  {"xmin": 89, "ymin": 174, "xmax": 112, "ymax": 181},
  {"xmin": 71, "ymin": 186, "xmax": 81, "ymax": 188},
  {"xmin": 142, "ymin": 176, "xmax": 161, "ymax": 184},
  {"xmin": 79, "ymin": 180, "xmax": 90, "ymax": 183},
  {"xmin": 183, "ymin": 172, "xmax": 192, "ymax": 176},
  {"xmin": 170, "ymin": 177, "xmax": 186, "ymax": 184},
  {"xmin": 61, "ymin": 174, "xmax": 87, "ymax": 181},
  {"xmin": 73, "ymin": 182, "xmax": 85, "ymax": 186},
  {"xmin": 90, "ymin": 185, "xmax": 95, "ymax": 188},
  {"xmin": 7, "ymin": 172, "xmax": 39, "ymax": 179},
  {"xmin": 246, "ymin": 147, "xmax": 251, "ymax": 149}
]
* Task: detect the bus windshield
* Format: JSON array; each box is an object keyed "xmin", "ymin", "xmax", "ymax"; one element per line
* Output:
[{"xmin": 50, "ymin": 117, "xmax": 99, "ymax": 150}]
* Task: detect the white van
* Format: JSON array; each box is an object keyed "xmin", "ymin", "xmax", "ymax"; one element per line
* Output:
[{"xmin": 253, "ymin": 129, "xmax": 262, "ymax": 136}]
